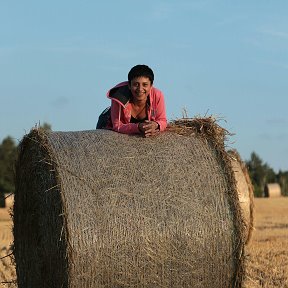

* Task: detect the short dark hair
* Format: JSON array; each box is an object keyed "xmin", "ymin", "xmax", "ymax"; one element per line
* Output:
[{"xmin": 128, "ymin": 65, "xmax": 154, "ymax": 85}]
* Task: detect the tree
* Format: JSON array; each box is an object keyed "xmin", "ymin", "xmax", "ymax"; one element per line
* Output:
[
  {"xmin": 0, "ymin": 122, "xmax": 52, "ymax": 198},
  {"xmin": 0, "ymin": 136, "xmax": 18, "ymax": 195},
  {"xmin": 277, "ymin": 171, "xmax": 288, "ymax": 196},
  {"xmin": 246, "ymin": 152, "xmax": 276, "ymax": 197},
  {"xmin": 0, "ymin": 191, "xmax": 4, "ymax": 207}
]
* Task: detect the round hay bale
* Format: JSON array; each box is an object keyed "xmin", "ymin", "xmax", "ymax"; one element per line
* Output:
[
  {"xmin": 264, "ymin": 183, "xmax": 282, "ymax": 197},
  {"xmin": 13, "ymin": 120, "xmax": 245, "ymax": 288},
  {"xmin": 228, "ymin": 149, "xmax": 254, "ymax": 244},
  {"xmin": 4, "ymin": 193, "xmax": 14, "ymax": 208}
]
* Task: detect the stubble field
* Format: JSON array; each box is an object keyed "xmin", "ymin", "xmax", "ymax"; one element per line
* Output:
[
  {"xmin": 0, "ymin": 197, "xmax": 287, "ymax": 287},
  {"xmin": 244, "ymin": 197, "xmax": 288, "ymax": 287},
  {"xmin": 0, "ymin": 197, "xmax": 15, "ymax": 288}
]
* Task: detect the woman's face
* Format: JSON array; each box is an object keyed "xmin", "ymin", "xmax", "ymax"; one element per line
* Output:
[{"xmin": 129, "ymin": 76, "xmax": 152, "ymax": 102}]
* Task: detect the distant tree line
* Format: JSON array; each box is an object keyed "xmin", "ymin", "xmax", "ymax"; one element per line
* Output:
[
  {"xmin": 246, "ymin": 152, "xmax": 288, "ymax": 197},
  {"xmin": 0, "ymin": 123, "xmax": 52, "ymax": 206},
  {"xmin": 0, "ymin": 123, "xmax": 287, "ymax": 200},
  {"xmin": 0, "ymin": 136, "xmax": 17, "ymax": 207}
]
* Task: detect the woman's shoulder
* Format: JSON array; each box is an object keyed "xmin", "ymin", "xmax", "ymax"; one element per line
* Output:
[
  {"xmin": 151, "ymin": 86, "xmax": 164, "ymax": 98},
  {"xmin": 113, "ymin": 81, "xmax": 129, "ymax": 88}
]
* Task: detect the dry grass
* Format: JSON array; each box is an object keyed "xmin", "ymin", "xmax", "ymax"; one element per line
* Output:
[{"xmin": 1, "ymin": 196, "xmax": 288, "ymax": 287}]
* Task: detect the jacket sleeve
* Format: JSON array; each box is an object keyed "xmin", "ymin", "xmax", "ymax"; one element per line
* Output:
[
  {"xmin": 110, "ymin": 100, "xmax": 140, "ymax": 134},
  {"xmin": 153, "ymin": 90, "xmax": 167, "ymax": 132}
]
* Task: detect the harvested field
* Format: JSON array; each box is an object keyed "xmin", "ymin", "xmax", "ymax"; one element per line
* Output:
[
  {"xmin": 0, "ymin": 199, "xmax": 16, "ymax": 288},
  {"xmin": 244, "ymin": 197, "xmax": 288, "ymax": 288},
  {"xmin": 1, "ymin": 196, "xmax": 287, "ymax": 287}
]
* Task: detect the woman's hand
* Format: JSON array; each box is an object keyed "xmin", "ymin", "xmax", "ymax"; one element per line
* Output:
[{"xmin": 138, "ymin": 121, "xmax": 160, "ymax": 137}]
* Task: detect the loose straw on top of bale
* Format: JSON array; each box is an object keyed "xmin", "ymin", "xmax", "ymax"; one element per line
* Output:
[
  {"xmin": 14, "ymin": 117, "xmax": 246, "ymax": 288},
  {"xmin": 168, "ymin": 116, "xmax": 232, "ymax": 149}
]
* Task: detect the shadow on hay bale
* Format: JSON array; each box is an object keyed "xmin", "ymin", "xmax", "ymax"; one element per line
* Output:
[
  {"xmin": 13, "ymin": 117, "xmax": 246, "ymax": 288},
  {"xmin": 228, "ymin": 149, "xmax": 254, "ymax": 244}
]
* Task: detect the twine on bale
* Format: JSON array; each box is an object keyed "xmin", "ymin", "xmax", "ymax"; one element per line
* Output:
[{"xmin": 14, "ymin": 117, "xmax": 246, "ymax": 288}]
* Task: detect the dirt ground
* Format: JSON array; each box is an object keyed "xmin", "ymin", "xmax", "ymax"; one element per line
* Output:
[{"xmin": 0, "ymin": 196, "xmax": 287, "ymax": 287}]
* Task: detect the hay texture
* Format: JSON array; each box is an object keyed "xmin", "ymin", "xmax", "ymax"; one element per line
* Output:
[
  {"xmin": 13, "ymin": 117, "xmax": 245, "ymax": 288},
  {"xmin": 264, "ymin": 183, "xmax": 282, "ymax": 198},
  {"xmin": 228, "ymin": 150, "xmax": 254, "ymax": 244}
]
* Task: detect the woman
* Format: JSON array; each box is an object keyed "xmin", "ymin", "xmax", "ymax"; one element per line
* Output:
[{"xmin": 104, "ymin": 65, "xmax": 167, "ymax": 137}]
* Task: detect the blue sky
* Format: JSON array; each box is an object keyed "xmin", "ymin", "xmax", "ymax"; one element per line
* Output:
[{"xmin": 1, "ymin": 1, "xmax": 288, "ymax": 171}]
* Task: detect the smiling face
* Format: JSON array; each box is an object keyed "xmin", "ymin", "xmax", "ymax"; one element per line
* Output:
[{"xmin": 129, "ymin": 77, "xmax": 153, "ymax": 102}]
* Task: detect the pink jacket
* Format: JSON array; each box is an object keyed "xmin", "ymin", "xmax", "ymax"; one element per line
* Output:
[{"xmin": 107, "ymin": 81, "xmax": 167, "ymax": 134}]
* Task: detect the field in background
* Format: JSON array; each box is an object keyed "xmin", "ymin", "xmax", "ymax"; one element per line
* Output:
[{"xmin": 0, "ymin": 197, "xmax": 287, "ymax": 287}]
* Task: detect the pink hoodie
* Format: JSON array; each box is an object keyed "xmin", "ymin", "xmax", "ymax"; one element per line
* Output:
[{"xmin": 107, "ymin": 81, "xmax": 167, "ymax": 134}]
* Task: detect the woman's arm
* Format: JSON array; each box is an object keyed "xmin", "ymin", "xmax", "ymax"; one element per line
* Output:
[
  {"xmin": 110, "ymin": 101, "xmax": 140, "ymax": 134},
  {"xmin": 153, "ymin": 90, "xmax": 167, "ymax": 131}
]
